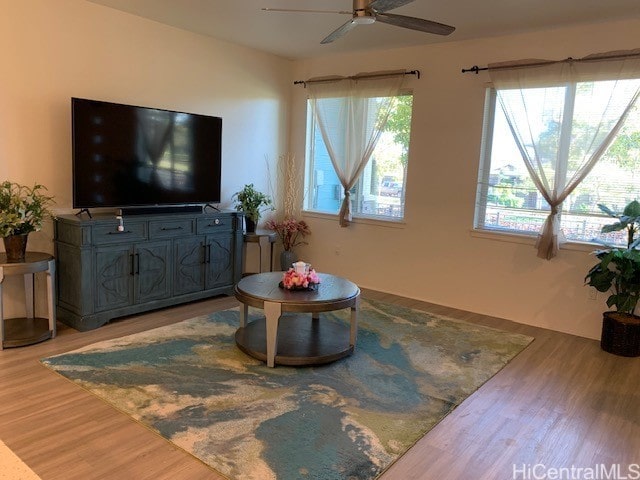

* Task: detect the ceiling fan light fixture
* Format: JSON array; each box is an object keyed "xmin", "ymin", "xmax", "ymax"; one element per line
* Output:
[{"xmin": 352, "ymin": 15, "xmax": 376, "ymax": 25}]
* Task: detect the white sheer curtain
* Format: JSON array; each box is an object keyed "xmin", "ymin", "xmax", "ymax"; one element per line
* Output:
[
  {"xmin": 489, "ymin": 50, "xmax": 640, "ymax": 259},
  {"xmin": 307, "ymin": 71, "xmax": 406, "ymax": 226}
]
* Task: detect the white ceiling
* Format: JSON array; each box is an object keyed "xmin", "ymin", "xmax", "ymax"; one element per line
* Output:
[{"xmin": 88, "ymin": 0, "xmax": 640, "ymax": 60}]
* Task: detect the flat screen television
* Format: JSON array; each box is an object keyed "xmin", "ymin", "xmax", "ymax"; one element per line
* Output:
[{"xmin": 72, "ymin": 98, "xmax": 222, "ymax": 211}]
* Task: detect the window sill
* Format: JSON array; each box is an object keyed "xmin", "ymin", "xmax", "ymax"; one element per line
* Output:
[
  {"xmin": 302, "ymin": 210, "xmax": 406, "ymax": 229},
  {"xmin": 470, "ymin": 228, "xmax": 598, "ymax": 253}
]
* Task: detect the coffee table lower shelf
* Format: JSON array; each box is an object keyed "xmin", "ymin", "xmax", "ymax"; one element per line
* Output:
[{"xmin": 235, "ymin": 314, "xmax": 354, "ymax": 367}]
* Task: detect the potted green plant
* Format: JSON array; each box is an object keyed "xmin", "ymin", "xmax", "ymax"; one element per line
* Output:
[
  {"xmin": 585, "ymin": 200, "xmax": 640, "ymax": 356},
  {"xmin": 232, "ymin": 184, "xmax": 273, "ymax": 233},
  {"xmin": 0, "ymin": 180, "xmax": 55, "ymax": 262}
]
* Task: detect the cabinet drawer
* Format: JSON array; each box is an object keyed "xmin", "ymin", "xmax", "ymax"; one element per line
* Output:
[
  {"xmin": 92, "ymin": 222, "xmax": 146, "ymax": 244},
  {"xmin": 149, "ymin": 218, "xmax": 194, "ymax": 238},
  {"xmin": 197, "ymin": 216, "xmax": 233, "ymax": 234}
]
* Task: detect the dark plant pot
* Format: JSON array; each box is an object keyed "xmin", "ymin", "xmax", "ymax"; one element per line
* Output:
[
  {"xmin": 600, "ymin": 311, "xmax": 640, "ymax": 357},
  {"xmin": 3, "ymin": 234, "xmax": 28, "ymax": 263},
  {"xmin": 280, "ymin": 250, "xmax": 297, "ymax": 271},
  {"xmin": 245, "ymin": 217, "xmax": 256, "ymax": 233}
]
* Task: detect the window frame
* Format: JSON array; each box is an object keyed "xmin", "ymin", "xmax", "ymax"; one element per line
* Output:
[
  {"xmin": 302, "ymin": 91, "xmax": 413, "ymax": 224},
  {"xmin": 474, "ymin": 84, "xmax": 640, "ymax": 247}
]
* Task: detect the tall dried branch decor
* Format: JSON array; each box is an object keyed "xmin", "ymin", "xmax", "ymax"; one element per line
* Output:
[{"xmin": 267, "ymin": 153, "xmax": 305, "ymax": 219}]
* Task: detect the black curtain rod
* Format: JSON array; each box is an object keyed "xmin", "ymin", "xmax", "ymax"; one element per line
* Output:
[
  {"xmin": 294, "ymin": 70, "xmax": 420, "ymax": 86},
  {"xmin": 461, "ymin": 60, "xmax": 562, "ymax": 74},
  {"xmin": 461, "ymin": 51, "xmax": 640, "ymax": 74},
  {"xmin": 461, "ymin": 65, "xmax": 488, "ymax": 74}
]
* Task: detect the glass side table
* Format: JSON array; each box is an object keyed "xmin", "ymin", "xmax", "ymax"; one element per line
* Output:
[{"xmin": 0, "ymin": 252, "xmax": 56, "ymax": 349}]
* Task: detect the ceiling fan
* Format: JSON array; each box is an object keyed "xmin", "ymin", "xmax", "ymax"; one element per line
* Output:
[{"xmin": 262, "ymin": 0, "xmax": 455, "ymax": 44}]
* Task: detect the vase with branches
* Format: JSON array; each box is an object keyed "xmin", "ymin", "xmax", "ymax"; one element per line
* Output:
[
  {"xmin": 266, "ymin": 217, "xmax": 311, "ymax": 270},
  {"xmin": 265, "ymin": 218, "xmax": 310, "ymax": 252}
]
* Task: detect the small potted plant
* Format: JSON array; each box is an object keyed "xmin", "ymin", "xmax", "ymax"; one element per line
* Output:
[
  {"xmin": 585, "ymin": 200, "xmax": 640, "ymax": 356},
  {"xmin": 0, "ymin": 180, "xmax": 55, "ymax": 262},
  {"xmin": 232, "ymin": 184, "xmax": 273, "ymax": 233}
]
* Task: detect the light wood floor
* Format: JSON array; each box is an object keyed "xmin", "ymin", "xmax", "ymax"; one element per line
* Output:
[{"xmin": 0, "ymin": 290, "xmax": 638, "ymax": 480}]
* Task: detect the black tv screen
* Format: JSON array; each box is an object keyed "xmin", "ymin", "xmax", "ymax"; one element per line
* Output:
[{"xmin": 72, "ymin": 98, "xmax": 222, "ymax": 209}]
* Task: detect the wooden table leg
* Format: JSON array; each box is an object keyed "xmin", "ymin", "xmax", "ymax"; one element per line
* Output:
[
  {"xmin": 269, "ymin": 242, "xmax": 274, "ymax": 272},
  {"xmin": 24, "ymin": 273, "xmax": 35, "ymax": 319},
  {"xmin": 239, "ymin": 302, "xmax": 248, "ymax": 328},
  {"xmin": 350, "ymin": 296, "xmax": 360, "ymax": 347},
  {"xmin": 47, "ymin": 259, "xmax": 56, "ymax": 338},
  {"xmin": 0, "ymin": 271, "xmax": 4, "ymax": 350},
  {"xmin": 257, "ymin": 237, "xmax": 263, "ymax": 273},
  {"xmin": 264, "ymin": 301, "xmax": 282, "ymax": 367}
]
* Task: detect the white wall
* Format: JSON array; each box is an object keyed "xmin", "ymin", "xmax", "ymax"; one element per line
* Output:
[
  {"xmin": 291, "ymin": 19, "xmax": 640, "ymax": 340},
  {"xmin": 0, "ymin": 0, "xmax": 292, "ymax": 317},
  {"xmin": 2, "ymin": 0, "xmax": 636, "ymax": 340}
]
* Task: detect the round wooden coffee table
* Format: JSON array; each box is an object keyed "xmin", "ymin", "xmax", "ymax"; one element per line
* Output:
[{"xmin": 234, "ymin": 272, "xmax": 360, "ymax": 367}]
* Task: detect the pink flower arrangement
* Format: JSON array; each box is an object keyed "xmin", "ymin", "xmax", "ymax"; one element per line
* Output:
[
  {"xmin": 265, "ymin": 217, "xmax": 311, "ymax": 251},
  {"xmin": 281, "ymin": 267, "xmax": 320, "ymax": 290}
]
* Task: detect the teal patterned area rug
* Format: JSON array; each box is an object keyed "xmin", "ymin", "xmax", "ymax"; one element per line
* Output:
[{"xmin": 42, "ymin": 299, "xmax": 533, "ymax": 480}]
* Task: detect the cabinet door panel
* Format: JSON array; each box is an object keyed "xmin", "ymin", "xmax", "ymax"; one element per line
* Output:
[
  {"xmin": 174, "ymin": 237, "xmax": 205, "ymax": 295},
  {"xmin": 136, "ymin": 241, "xmax": 171, "ymax": 303},
  {"xmin": 94, "ymin": 245, "xmax": 133, "ymax": 312},
  {"xmin": 206, "ymin": 235, "xmax": 234, "ymax": 289}
]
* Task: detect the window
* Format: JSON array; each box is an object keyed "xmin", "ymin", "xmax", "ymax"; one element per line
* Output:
[
  {"xmin": 304, "ymin": 94, "xmax": 413, "ymax": 221},
  {"xmin": 475, "ymin": 84, "xmax": 640, "ymax": 246}
]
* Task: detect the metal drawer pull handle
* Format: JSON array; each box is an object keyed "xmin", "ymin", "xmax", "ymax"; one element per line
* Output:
[
  {"xmin": 202, "ymin": 244, "xmax": 211, "ymax": 264},
  {"xmin": 161, "ymin": 226, "xmax": 184, "ymax": 231},
  {"xmin": 108, "ymin": 230, "xmax": 132, "ymax": 234},
  {"xmin": 209, "ymin": 220, "xmax": 224, "ymax": 226}
]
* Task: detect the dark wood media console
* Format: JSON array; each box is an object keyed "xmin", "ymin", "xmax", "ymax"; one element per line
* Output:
[{"xmin": 54, "ymin": 210, "xmax": 243, "ymax": 331}]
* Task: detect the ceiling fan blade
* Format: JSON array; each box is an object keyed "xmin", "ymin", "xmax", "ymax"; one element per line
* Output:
[
  {"xmin": 321, "ymin": 20, "xmax": 358, "ymax": 44},
  {"xmin": 376, "ymin": 12, "xmax": 455, "ymax": 35},
  {"xmin": 368, "ymin": 0, "xmax": 415, "ymax": 14},
  {"xmin": 262, "ymin": 8, "xmax": 351, "ymax": 14}
]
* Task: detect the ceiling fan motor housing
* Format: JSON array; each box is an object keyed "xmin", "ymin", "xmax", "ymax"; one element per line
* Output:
[
  {"xmin": 353, "ymin": 0, "xmax": 376, "ymax": 23},
  {"xmin": 354, "ymin": 0, "xmax": 371, "ymax": 12}
]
